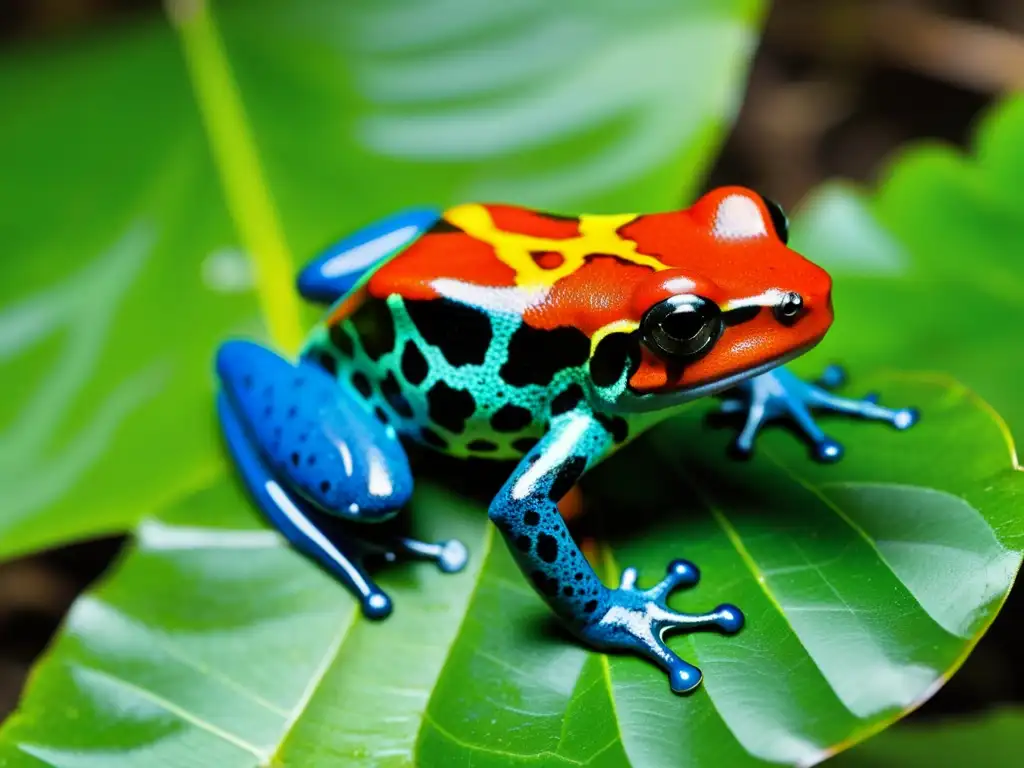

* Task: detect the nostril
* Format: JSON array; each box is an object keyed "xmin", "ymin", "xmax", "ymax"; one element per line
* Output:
[{"xmin": 773, "ymin": 292, "xmax": 804, "ymax": 326}]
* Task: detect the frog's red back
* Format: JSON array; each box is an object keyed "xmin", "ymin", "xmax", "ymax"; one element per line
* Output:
[{"xmin": 328, "ymin": 192, "xmax": 833, "ymax": 394}]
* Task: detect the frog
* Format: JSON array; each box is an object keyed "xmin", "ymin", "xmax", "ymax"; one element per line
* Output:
[{"xmin": 215, "ymin": 187, "xmax": 918, "ymax": 694}]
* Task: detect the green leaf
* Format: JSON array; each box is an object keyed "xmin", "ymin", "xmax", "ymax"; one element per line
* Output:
[
  {"xmin": 7, "ymin": 2, "xmax": 1024, "ymax": 766},
  {"xmin": 789, "ymin": 95, "xmax": 1024, "ymax": 444},
  {"xmin": 829, "ymin": 708, "xmax": 1024, "ymax": 768},
  {"xmin": 2, "ymin": 375, "xmax": 1021, "ymax": 766},
  {"xmin": 0, "ymin": 0, "xmax": 764, "ymax": 560}
]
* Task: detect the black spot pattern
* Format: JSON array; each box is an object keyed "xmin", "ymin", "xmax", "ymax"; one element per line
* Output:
[
  {"xmin": 420, "ymin": 427, "xmax": 448, "ymax": 449},
  {"xmin": 400, "ymin": 341, "xmax": 428, "ymax": 385},
  {"xmin": 426, "ymin": 381, "xmax": 476, "ymax": 434},
  {"xmin": 373, "ymin": 406, "xmax": 390, "ymax": 425},
  {"xmin": 548, "ymin": 456, "xmax": 587, "ymax": 501},
  {"xmin": 349, "ymin": 298, "xmax": 396, "ymax": 361},
  {"xmin": 513, "ymin": 437, "xmax": 540, "ymax": 454},
  {"xmin": 595, "ymin": 413, "xmax": 629, "ymax": 444},
  {"xmin": 467, "ymin": 439, "xmax": 498, "ymax": 453},
  {"xmin": 523, "ymin": 509, "xmax": 540, "ymax": 526},
  {"xmin": 429, "ymin": 219, "xmax": 464, "ymax": 234},
  {"xmin": 405, "ymin": 298, "xmax": 492, "ymax": 367},
  {"xmin": 328, "ymin": 324, "xmax": 355, "ymax": 357},
  {"xmin": 550, "ymin": 384, "xmax": 584, "ymax": 415},
  {"xmin": 314, "ymin": 351, "xmax": 338, "ymax": 376},
  {"xmin": 536, "ymin": 534, "xmax": 558, "ymax": 563},
  {"xmin": 500, "ymin": 323, "xmax": 590, "ymax": 387},
  {"xmin": 531, "ymin": 570, "xmax": 560, "ymax": 597},
  {"xmin": 584, "ymin": 600, "xmax": 598, "ymax": 613},
  {"xmin": 491, "ymin": 404, "xmax": 532, "ymax": 433},
  {"xmin": 351, "ymin": 372, "xmax": 373, "ymax": 399},
  {"xmin": 590, "ymin": 332, "xmax": 641, "ymax": 388},
  {"xmin": 724, "ymin": 306, "xmax": 761, "ymax": 326},
  {"xmin": 380, "ymin": 372, "xmax": 414, "ymax": 418}
]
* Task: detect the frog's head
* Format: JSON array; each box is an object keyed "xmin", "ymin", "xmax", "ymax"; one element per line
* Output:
[{"xmin": 593, "ymin": 186, "xmax": 833, "ymax": 413}]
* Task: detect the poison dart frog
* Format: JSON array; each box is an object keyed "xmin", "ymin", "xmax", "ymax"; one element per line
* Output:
[{"xmin": 215, "ymin": 188, "xmax": 918, "ymax": 694}]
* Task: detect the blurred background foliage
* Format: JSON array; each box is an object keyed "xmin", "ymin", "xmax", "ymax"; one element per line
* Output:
[{"xmin": 0, "ymin": 0, "xmax": 1023, "ymax": 765}]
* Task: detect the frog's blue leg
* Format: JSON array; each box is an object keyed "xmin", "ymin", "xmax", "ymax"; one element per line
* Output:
[
  {"xmin": 217, "ymin": 392, "xmax": 393, "ymax": 617},
  {"xmin": 216, "ymin": 340, "xmax": 465, "ymax": 618},
  {"xmin": 490, "ymin": 412, "xmax": 742, "ymax": 694},
  {"xmin": 296, "ymin": 208, "xmax": 440, "ymax": 304},
  {"xmin": 715, "ymin": 365, "xmax": 919, "ymax": 463}
]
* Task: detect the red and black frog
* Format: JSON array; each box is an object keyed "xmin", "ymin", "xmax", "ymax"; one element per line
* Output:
[{"xmin": 215, "ymin": 187, "xmax": 917, "ymax": 693}]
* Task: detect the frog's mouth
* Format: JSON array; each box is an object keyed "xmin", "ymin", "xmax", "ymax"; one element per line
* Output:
[{"xmin": 612, "ymin": 336, "xmax": 824, "ymax": 414}]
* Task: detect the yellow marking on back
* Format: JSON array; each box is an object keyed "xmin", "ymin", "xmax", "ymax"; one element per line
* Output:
[{"xmin": 444, "ymin": 204, "xmax": 670, "ymax": 288}]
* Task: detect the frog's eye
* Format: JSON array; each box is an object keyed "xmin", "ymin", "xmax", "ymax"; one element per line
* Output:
[
  {"xmin": 759, "ymin": 195, "xmax": 790, "ymax": 245},
  {"xmin": 640, "ymin": 295, "xmax": 724, "ymax": 362}
]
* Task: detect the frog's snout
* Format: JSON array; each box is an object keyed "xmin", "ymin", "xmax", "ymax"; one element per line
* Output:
[{"xmin": 778, "ymin": 261, "xmax": 834, "ymax": 341}]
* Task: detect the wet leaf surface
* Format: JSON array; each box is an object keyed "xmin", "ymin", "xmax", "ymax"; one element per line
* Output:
[{"xmin": 1, "ymin": 376, "xmax": 1020, "ymax": 766}]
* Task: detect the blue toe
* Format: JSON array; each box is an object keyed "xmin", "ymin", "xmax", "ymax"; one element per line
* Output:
[
  {"xmin": 814, "ymin": 438, "xmax": 844, "ymax": 463},
  {"xmin": 818, "ymin": 364, "xmax": 847, "ymax": 389},
  {"xmin": 667, "ymin": 559, "xmax": 700, "ymax": 586},
  {"xmin": 363, "ymin": 592, "xmax": 393, "ymax": 620},
  {"xmin": 894, "ymin": 408, "xmax": 919, "ymax": 430},
  {"xmin": 727, "ymin": 440, "xmax": 754, "ymax": 461},
  {"xmin": 716, "ymin": 604, "xmax": 745, "ymax": 634},
  {"xmin": 668, "ymin": 664, "xmax": 703, "ymax": 694},
  {"xmin": 438, "ymin": 540, "xmax": 469, "ymax": 573}
]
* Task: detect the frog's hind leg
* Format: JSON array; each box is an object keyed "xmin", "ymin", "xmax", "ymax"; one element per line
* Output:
[
  {"xmin": 216, "ymin": 340, "xmax": 466, "ymax": 618},
  {"xmin": 216, "ymin": 388, "xmax": 394, "ymax": 617},
  {"xmin": 296, "ymin": 208, "xmax": 440, "ymax": 304}
]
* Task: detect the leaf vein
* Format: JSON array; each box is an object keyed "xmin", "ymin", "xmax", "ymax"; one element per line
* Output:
[{"xmin": 69, "ymin": 662, "xmax": 266, "ymax": 760}]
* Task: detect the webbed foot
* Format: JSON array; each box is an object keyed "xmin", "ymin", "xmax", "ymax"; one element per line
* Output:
[
  {"xmin": 712, "ymin": 365, "xmax": 919, "ymax": 463},
  {"xmin": 579, "ymin": 560, "xmax": 743, "ymax": 694}
]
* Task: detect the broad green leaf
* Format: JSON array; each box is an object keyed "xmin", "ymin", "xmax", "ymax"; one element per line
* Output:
[
  {"xmin": 2, "ymin": 375, "xmax": 1021, "ymax": 766},
  {"xmin": 0, "ymin": 0, "xmax": 764, "ymax": 560},
  {"xmin": 830, "ymin": 708, "xmax": 1024, "ymax": 767},
  {"xmin": 0, "ymin": 21, "xmax": 245, "ymax": 560},
  {"xmin": 790, "ymin": 95, "xmax": 1024, "ymax": 444}
]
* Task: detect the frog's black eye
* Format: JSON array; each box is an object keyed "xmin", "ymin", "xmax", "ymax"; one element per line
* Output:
[
  {"xmin": 759, "ymin": 195, "xmax": 790, "ymax": 245},
  {"xmin": 641, "ymin": 295, "xmax": 724, "ymax": 362}
]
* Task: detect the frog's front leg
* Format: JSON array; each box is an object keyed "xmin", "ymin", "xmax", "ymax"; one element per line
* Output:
[
  {"xmin": 490, "ymin": 412, "xmax": 742, "ymax": 694},
  {"xmin": 216, "ymin": 340, "xmax": 466, "ymax": 618},
  {"xmin": 714, "ymin": 365, "xmax": 919, "ymax": 462}
]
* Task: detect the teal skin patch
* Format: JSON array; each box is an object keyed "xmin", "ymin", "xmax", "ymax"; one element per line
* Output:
[{"xmin": 307, "ymin": 295, "xmax": 606, "ymax": 460}]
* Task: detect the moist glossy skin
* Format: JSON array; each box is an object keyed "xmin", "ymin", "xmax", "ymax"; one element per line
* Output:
[
  {"xmin": 305, "ymin": 188, "xmax": 833, "ymax": 459},
  {"xmin": 216, "ymin": 187, "xmax": 918, "ymax": 694}
]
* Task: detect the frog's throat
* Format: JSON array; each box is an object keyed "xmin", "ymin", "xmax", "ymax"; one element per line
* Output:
[{"xmin": 612, "ymin": 339, "xmax": 822, "ymax": 414}]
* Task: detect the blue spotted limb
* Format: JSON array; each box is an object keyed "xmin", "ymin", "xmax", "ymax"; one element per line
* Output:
[
  {"xmin": 714, "ymin": 365, "xmax": 919, "ymax": 463},
  {"xmin": 216, "ymin": 340, "xmax": 467, "ymax": 619},
  {"xmin": 490, "ymin": 412, "xmax": 742, "ymax": 694}
]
